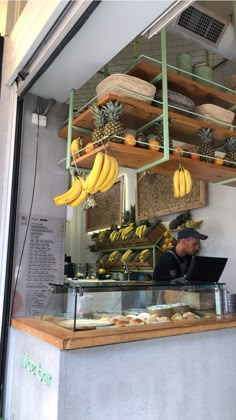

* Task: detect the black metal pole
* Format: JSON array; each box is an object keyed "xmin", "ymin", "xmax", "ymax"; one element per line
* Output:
[{"xmin": 0, "ymin": 97, "xmax": 24, "ymax": 415}]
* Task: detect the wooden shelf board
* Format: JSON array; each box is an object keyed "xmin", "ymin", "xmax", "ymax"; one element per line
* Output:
[
  {"xmin": 127, "ymin": 61, "xmax": 236, "ymax": 109},
  {"xmin": 12, "ymin": 315, "xmax": 236, "ymax": 350},
  {"xmin": 71, "ymin": 141, "xmax": 236, "ymax": 185},
  {"xmin": 58, "ymin": 93, "xmax": 235, "ymax": 148}
]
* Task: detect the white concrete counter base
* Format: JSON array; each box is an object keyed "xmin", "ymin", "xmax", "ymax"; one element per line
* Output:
[{"xmin": 4, "ymin": 324, "xmax": 236, "ymax": 420}]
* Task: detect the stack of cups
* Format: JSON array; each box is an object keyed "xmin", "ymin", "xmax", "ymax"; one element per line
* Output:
[{"xmin": 227, "ymin": 293, "xmax": 236, "ymax": 313}]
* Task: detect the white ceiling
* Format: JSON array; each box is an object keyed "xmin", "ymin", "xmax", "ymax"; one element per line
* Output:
[
  {"xmin": 27, "ymin": 0, "xmax": 236, "ymax": 105},
  {"xmin": 29, "ymin": 0, "xmax": 186, "ymax": 102}
]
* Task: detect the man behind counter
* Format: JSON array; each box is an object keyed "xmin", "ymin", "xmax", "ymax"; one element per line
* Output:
[{"xmin": 153, "ymin": 228, "xmax": 208, "ymax": 282}]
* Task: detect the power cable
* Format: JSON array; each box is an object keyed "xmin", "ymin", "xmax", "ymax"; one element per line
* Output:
[{"xmin": 10, "ymin": 102, "xmax": 40, "ymax": 319}]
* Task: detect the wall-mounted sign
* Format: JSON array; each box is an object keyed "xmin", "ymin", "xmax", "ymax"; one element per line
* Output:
[{"xmin": 13, "ymin": 214, "xmax": 65, "ymax": 317}]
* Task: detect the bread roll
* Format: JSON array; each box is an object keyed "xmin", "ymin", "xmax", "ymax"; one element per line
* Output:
[
  {"xmin": 129, "ymin": 318, "xmax": 144, "ymax": 325},
  {"xmin": 111, "ymin": 315, "xmax": 124, "ymax": 323},
  {"xmin": 171, "ymin": 313, "xmax": 183, "ymax": 321},
  {"xmin": 159, "ymin": 316, "xmax": 170, "ymax": 322},
  {"xmin": 182, "ymin": 311, "xmax": 199, "ymax": 319},
  {"xmin": 124, "ymin": 315, "xmax": 136, "ymax": 322},
  {"xmin": 138, "ymin": 312, "xmax": 151, "ymax": 321},
  {"xmin": 116, "ymin": 320, "xmax": 129, "ymax": 327},
  {"xmin": 146, "ymin": 315, "xmax": 159, "ymax": 324}
]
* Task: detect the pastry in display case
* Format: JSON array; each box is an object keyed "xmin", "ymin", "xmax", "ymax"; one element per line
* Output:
[{"xmin": 40, "ymin": 281, "xmax": 227, "ymax": 331}]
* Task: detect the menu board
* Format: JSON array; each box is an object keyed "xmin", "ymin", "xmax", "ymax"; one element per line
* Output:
[{"xmin": 13, "ymin": 214, "xmax": 65, "ymax": 317}]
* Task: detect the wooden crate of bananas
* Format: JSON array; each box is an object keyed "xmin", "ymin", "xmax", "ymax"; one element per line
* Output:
[
  {"xmin": 97, "ymin": 221, "xmax": 165, "ymax": 249},
  {"xmin": 98, "ymin": 248, "xmax": 154, "ymax": 270}
]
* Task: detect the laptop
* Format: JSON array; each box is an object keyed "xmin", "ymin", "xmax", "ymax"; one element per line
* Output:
[{"xmin": 185, "ymin": 256, "xmax": 228, "ymax": 283}]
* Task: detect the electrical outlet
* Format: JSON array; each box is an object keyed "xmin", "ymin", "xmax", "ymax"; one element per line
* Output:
[{"xmin": 32, "ymin": 113, "xmax": 47, "ymax": 127}]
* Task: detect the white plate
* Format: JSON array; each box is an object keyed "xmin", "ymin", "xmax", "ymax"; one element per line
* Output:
[{"xmin": 56, "ymin": 318, "xmax": 113, "ymax": 329}]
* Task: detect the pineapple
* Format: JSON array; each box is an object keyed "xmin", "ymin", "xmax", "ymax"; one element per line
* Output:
[
  {"xmin": 169, "ymin": 210, "xmax": 192, "ymax": 230},
  {"xmin": 198, "ymin": 127, "xmax": 215, "ymax": 163},
  {"xmin": 102, "ymin": 100, "xmax": 125, "ymax": 143},
  {"xmin": 224, "ymin": 137, "xmax": 236, "ymax": 167},
  {"xmin": 91, "ymin": 104, "xmax": 106, "ymax": 146},
  {"xmin": 154, "ymin": 120, "xmax": 173, "ymax": 153}
]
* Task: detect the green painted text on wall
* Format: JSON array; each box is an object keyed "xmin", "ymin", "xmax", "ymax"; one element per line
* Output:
[{"xmin": 21, "ymin": 353, "xmax": 52, "ymax": 387}]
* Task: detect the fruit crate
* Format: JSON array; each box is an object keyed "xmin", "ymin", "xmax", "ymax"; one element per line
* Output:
[
  {"xmin": 129, "ymin": 259, "xmax": 153, "ymax": 271},
  {"xmin": 97, "ymin": 223, "xmax": 165, "ymax": 249}
]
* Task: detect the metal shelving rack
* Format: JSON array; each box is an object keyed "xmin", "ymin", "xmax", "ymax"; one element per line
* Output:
[{"xmin": 58, "ymin": 28, "xmax": 236, "ymax": 186}]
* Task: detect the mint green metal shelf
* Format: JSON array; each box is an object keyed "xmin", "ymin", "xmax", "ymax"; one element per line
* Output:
[{"xmin": 60, "ymin": 28, "xmax": 236, "ymax": 185}]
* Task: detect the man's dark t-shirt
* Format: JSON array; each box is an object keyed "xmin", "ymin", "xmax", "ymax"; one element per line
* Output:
[{"xmin": 153, "ymin": 248, "xmax": 192, "ymax": 282}]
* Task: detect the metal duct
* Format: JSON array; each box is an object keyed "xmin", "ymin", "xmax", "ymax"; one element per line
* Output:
[{"xmin": 168, "ymin": 3, "xmax": 236, "ymax": 62}]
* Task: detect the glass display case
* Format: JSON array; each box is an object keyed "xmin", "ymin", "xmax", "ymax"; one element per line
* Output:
[{"xmin": 41, "ymin": 280, "xmax": 228, "ymax": 331}]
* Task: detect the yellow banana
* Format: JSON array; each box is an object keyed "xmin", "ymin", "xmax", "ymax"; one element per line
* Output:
[
  {"xmin": 108, "ymin": 251, "xmax": 119, "ymax": 262},
  {"xmin": 100, "ymin": 157, "xmax": 119, "ymax": 192},
  {"xmin": 92, "ymin": 153, "xmax": 111, "ymax": 192},
  {"xmin": 68, "ymin": 177, "xmax": 88, "ymax": 207},
  {"xmin": 173, "ymin": 168, "xmax": 180, "ymax": 198},
  {"xmin": 121, "ymin": 249, "xmax": 133, "ymax": 261},
  {"xmin": 70, "ymin": 137, "xmax": 83, "ymax": 158},
  {"xmin": 135, "ymin": 225, "xmax": 144, "ymax": 238},
  {"xmin": 84, "ymin": 152, "xmax": 104, "ymax": 193},
  {"xmin": 141, "ymin": 225, "xmax": 147, "ymax": 238},
  {"xmin": 109, "ymin": 231, "xmax": 115, "ymax": 241},
  {"xmin": 183, "ymin": 168, "xmax": 192, "ymax": 195},
  {"xmin": 121, "ymin": 226, "xmax": 134, "ymax": 240},
  {"xmin": 53, "ymin": 177, "xmax": 82, "ymax": 206},
  {"xmin": 186, "ymin": 219, "xmax": 203, "ymax": 228},
  {"xmin": 179, "ymin": 168, "xmax": 186, "ymax": 198},
  {"xmin": 140, "ymin": 249, "xmax": 150, "ymax": 257},
  {"xmin": 135, "ymin": 226, "xmax": 140, "ymax": 237}
]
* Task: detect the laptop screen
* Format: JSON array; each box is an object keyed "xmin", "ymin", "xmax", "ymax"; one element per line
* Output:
[{"xmin": 185, "ymin": 256, "xmax": 228, "ymax": 283}]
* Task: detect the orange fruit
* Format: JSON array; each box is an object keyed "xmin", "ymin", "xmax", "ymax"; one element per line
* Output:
[
  {"xmin": 191, "ymin": 152, "xmax": 200, "ymax": 160},
  {"xmin": 164, "ymin": 238, "xmax": 170, "ymax": 245},
  {"xmin": 163, "ymin": 231, "xmax": 171, "ymax": 238},
  {"xmin": 85, "ymin": 142, "xmax": 94, "ymax": 154},
  {"xmin": 215, "ymin": 155, "xmax": 224, "ymax": 165},
  {"xmin": 148, "ymin": 138, "xmax": 160, "ymax": 152},
  {"xmin": 124, "ymin": 133, "xmax": 136, "ymax": 147},
  {"xmin": 173, "ymin": 146, "xmax": 184, "ymax": 156},
  {"xmin": 162, "ymin": 244, "xmax": 168, "ymax": 251}
]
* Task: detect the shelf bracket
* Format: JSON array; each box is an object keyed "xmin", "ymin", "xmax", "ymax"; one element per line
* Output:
[
  {"xmin": 136, "ymin": 29, "xmax": 170, "ymax": 173},
  {"xmin": 72, "ymin": 126, "xmax": 92, "ymax": 134},
  {"xmin": 150, "ymin": 73, "xmax": 163, "ymax": 84},
  {"xmin": 211, "ymin": 177, "xmax": 236, "ymax": 186},
  {"xmin": 228, "ymin": 104, "xmax": 236, "ymax": 111},
  {"xmin": 136, "ymin": 114, "xmax": 163, "ymax": 134},
  {"xmin": 66, "ymin": 89, "xmax": 75, "ymax": 170}
]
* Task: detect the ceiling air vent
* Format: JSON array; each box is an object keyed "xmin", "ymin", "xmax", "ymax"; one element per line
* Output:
[{"xmin": 173, "ymin": 3, "xmax": 229, "ymax": 48}]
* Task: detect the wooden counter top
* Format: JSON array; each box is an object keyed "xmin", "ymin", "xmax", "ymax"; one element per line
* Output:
[{"xmin": 11, "ymin": 315, "xmax": 236, "ymax": 351}]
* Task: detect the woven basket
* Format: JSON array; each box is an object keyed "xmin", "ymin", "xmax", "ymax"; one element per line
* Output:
[
  {"xmin": 154, "ymin": 89, "xmax": 195, "ymax": 115},
  {"xmin": 96, "ymin": 74, "xmax": 156, "ymax": 104},
  {"xmin": 195, "ymin": 104, "xmax": 235, "ymax": 127}
]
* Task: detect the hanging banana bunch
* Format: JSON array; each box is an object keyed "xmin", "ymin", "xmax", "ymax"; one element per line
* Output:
[
  {"xmin": 173, "ymin": 164, "xmax": 192, "ymax": 198},
  {"xmin": 53, "ymin": 151, "xmax": 119, "ymax": 208},
  {"xmin": 83, "ymin": 152, "xmax": 119, "ymax": 194},
  {"xmin": 53, "ymin": 176, "xmax": 85, "ymax": 206}
]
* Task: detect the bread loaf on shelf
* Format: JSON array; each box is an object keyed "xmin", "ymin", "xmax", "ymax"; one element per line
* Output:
[
  {"xmin": 96, "ymin": 74, "xmax": 156, "ymax": 104},
  {"xmin": 195, "ymin": 104, "xmax": 234, "ymax": 128}
]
